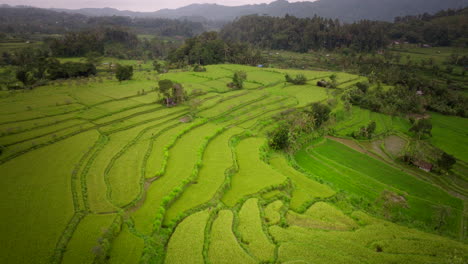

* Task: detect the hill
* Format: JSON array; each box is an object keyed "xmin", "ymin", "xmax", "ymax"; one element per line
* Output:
[
  {"xmin": 0, "ymin": 6, "xmax": 204, "ymax": 36},
  {"xmin": 50, "ymin": 0, "xmax": 468, "ymax": 22}
]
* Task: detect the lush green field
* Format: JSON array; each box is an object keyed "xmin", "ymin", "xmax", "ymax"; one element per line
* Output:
[
  {"xmin": 295, "ymin": 138, "xmax": 464, "ymax": 236},
  {"xmin": 430, "ymin": 112, "xmax": 468, "ymax": 163},
  {"xmin": 0, "ymin": 62, "xmax": 466, "ymax": 264},
  {"xmin": 333, "ymin": 106, "xmax": 411, "ymax": 137}
]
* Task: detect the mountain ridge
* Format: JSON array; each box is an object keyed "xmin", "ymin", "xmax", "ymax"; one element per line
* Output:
[{"xmin": 4, "ymin": 0, "xmax": 468, "ymax": 22}]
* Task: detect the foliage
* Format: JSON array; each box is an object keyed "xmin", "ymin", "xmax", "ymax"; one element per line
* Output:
[
  {"xmin": 169, "ymin": 31, "xmax": 263, "ymax": 66},
  {"xmin": 285, "ymin": 73, "xmax": 307, "ymax": 85},
  {"xmin": 221, "ymin": 14, "xmax": 390, "ymax": 52},
  {"xmin": 221, "ymin": 9, "xmax": 468, "ymax": 53},
  {"xmin": 351, "ymin": 121, "xmax": 377, "ymax": 139},
  {"xmin": 306, "ymin": 103, "xmax": 331, "ymax": 128},
  {"xmin": 410, "ymin": 118, "xmax": 432, "ymax": 139},
  {"xmin": 230, "ymin": 71, "xmax": 247, "ymax": 89},
  {"xmin": 153, "ymin": 61, "xmax": 167, "ymax": 73},
  {"xmin": 115, "ymin": 64, "xmax": 133, "ymax": 82},
  {"xmin": 6, "ymin": 48, "xmax": 96, "ymax": 87},
  {"xmin": 84, "ymin": 52, "xmax": 103, "ymax": 67},
  {"xmin": 158, "ymin": 79, "xmax": 186, "ymax": 106},
  {"xmin": 0, "ymin": 6, "xmax": 204, "ymax": 37},
  {"xmin": 437, "ymin": 152, "xmax": 456, "ymax": 172},
  {"xmin": 193, "ymin": 64, "xmax": 206, "ymax": 72}
]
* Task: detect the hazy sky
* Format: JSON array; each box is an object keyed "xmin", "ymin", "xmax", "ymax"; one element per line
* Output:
[{"xmin": 1, "ymin": 0, "xmax": 310, "ymax": 11}]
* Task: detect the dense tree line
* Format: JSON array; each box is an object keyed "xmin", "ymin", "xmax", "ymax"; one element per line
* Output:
[
  {"xmin": 391, "ymin": 8, "xmax": 468, "ymax": 47},
  {"xmin": 220, "ymin": 8, "xmax": 467, "ymax": 53},
  {"xmin": 2, "ymin": 48, "xmax": 96, "ymax": 88},
  {"xmin": 46, "ymin": 27, "xmax": 138, "ymax": 57},
  {"xmin": 268, "ymin": 103, "xmax": 331, "ymax": 152},
  {"xmin": 42, "ymin": 27, "xmax": 181, "ymax": 60},
  {"xmin": 168, "ymin": 32, "xmax": 263, "ymax": 66},
  {"xmin": 349, "ymin": 54, "xmax": 468, "ymax": 117},
  {"xmin": 220, "ymin": 15, "xmax": 390, "ymax": 52}
]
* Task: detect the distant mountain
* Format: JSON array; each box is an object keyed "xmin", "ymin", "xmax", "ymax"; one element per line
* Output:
[
  {"xmin": 50, "ymin": 7, "xmax": 145, "ymax": 17},
  {"xmin": 0, "ymin": 6, "xmax": 204, "ymax": 36},
  {"xmin": 49, "ymin": 0, "xmax": 468, "ymax": 22}
]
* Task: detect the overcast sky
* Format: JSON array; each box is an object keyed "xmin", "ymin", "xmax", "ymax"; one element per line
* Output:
[{"xmin": 1, "ymin": 0, "xmax": 310, "ymax": 11}]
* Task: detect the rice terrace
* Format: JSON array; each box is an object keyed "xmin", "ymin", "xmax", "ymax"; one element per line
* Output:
[{"xmin": 0, "ymin": 1, "xmax": 468, "ymax": 264}]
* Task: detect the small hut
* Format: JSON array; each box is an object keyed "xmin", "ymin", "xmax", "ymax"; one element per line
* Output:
[
  {"xmin": 413, "ymin": 160, "xmax": 433, "ymax": 172},
  {"xmin": 317, "ymin": 80, "xmax": 328, "ymax": 87}
]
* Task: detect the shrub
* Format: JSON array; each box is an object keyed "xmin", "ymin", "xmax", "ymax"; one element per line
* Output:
[
  {"xmin": 193, "ymin": 64, "xmax": 206, "ymax": 72},
  {"xmin": 115, "ymin": 64, "xmax": 133, "ymax": 82},
  {"xmin": 228, "ymin": 71, "xmax": 247, "ymax": 89},
  {"xmin": 285, "ymin": 74, "xmax": 307, "ymax": 85}
]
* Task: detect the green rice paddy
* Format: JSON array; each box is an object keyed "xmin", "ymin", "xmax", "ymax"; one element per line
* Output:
[{"xmin": 0, "ymin": 63, "xmax": 466, "ymax": 264}]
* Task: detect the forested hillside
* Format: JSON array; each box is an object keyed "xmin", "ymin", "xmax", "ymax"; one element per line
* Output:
[
  {"xmin": 48, "ymin": 0, "xmax": 468, "ymax": 22},
  {"xmin": 220, "ymin": 8, "xmax": 468, "ymax": 52},
  {"xmin": 0, "ymin": 6, "xmax": 204, "ymax": 36}
]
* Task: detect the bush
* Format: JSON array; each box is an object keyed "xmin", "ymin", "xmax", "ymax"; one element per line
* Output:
[
  {"xmin": 285, "ymin": 74, "xmax": 307, "ymax": 85},
  {"xmin": 153, "ymin": 61, "xmax": 168, "ymax": 73},
  {"xmin": 437, "ymin": 152, "xmax": 456, "ymax": 172},
  {"xmin": 228, "ymin": 71, "xmax": 247, "ymax": 89},
  {"xmin": 268, "ymin": 124, "xmax": 289, "ymax": 151},
  {"xmin": 115, "ymin": 64, "xmax": 133, "ymax": 82},
  {"xmin": 410, "ymin": 118, "xmax": 432, "ymax": 139},
  {"xmin": 193, "ymin": 64, "xmax": 206, "ymax": 72}
]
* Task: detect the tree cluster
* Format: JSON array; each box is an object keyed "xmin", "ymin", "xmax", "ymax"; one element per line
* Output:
[
  {"xmin": 158, "ymin": 79, "xmax": 187, "ymax": 107},
  {"xmin": 220, "ymin": 14, "xmax": 390, "ymax": 52},
  {"xmin": 351, "ymin": 121, "xmax": 377, "ymax": 139},
  {"xmin": 115, "ymin": 65, "xmax": 133, "ymax": 82},
  {"xmin": 0, "ymin": 6, "xmax": 204, "ymax": 37},
  {"xmin": 47, "ymin": 27, "xmax": 138, "ymax": 57},
  {"xmin": 409, "ymin": 118, "xmax": 432, "ymax": 139},
  {"xmin": 268, "ymin": 103, "xmax": 331, "ymax": 152},
  {"xmin": 391, "ymin": 8, "xmax": 468, "ymax": 47},
  {"xmin": 220, "ymin": 9, "xmax": 467, "ymax": 53},
  {"xmin": 228, "ymin": 71, "xmax": 247, "ymax": 90},
  {"xmin": 285, "ymin": 74, "xmax": 307, "ymax": 85},
  {"xmin": 4, "ymin": 48, "xmax": 96, "ymax": 88},
  {"xmin": 168, "ymin": 31, "xmax": 263, "ymax": 66}
]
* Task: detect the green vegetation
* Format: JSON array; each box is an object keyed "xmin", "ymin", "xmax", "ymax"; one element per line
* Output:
[
  {"xmin": 287, "ymin": 202, "xmax": 358, "ymax": 231},
  {"xmin": 270, "ymin": 155, "xmax": 335, "ymax": 210},
  {"xmin": 264, "ymin": 200, "xmax": 283, "ymax": 225},
  {"xmin": 430, "ymin": 112, "xmax": 468, "ymax": 162},
  {"xmin": 0, "ymin": 57, "xmax": 466, "ymax": 264},
  {"xmin": 222, "ymin": 137, "xmax": 286, "ymax": 206},
  {"xmin": 165, "ymin": 210, "xmax": 209, "ymax": 264},
  {"xmin": 208, "ymin": 210, "xmax": 256, "ymax": 264},
  {"xmin": 272, "ymin": 211, "xmax": 468, "ymax": 264},
  {"xmin": 238, "ymin": 198, "xmax": 275, "ymax": 262},
  {"xmin": 0, "ymin": 131, "xmax": 99, "ymax": 263},
  {"xmin": 115, "ymin": 64, "xmax": 133, "ymax": 82},
  {"xmin": 109, "ymin": 226, "xmax": 145, "ymax": 264},
  {"xmin": 295, "ymin": 138, "xmax": 463, "ymax": 236},
  {"xmin": 62, "ymin": 214, "xmax": 116, "ymax": 264}
]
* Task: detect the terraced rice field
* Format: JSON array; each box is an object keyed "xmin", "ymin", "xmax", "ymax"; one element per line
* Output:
[
  {"xmin": 295, "ymin": 138, "xmax": 464, "ymax": 237},
  {"xmin": 430, "ymin": 112, "xmax": 468, "ymax": 163},
  {"xmin": 333, "ymin": 106, "xmax": 411, "ymax": 137},
  {"xmin": 0, "ymin": 64, "xmax": 466, "ymax": 264}
]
